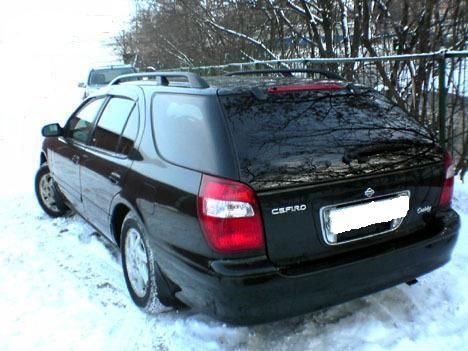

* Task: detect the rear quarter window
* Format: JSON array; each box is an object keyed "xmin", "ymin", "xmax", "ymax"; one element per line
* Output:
[{"xmin": 152, "ymin": 93, "xmax": 236, "ymax": 175}]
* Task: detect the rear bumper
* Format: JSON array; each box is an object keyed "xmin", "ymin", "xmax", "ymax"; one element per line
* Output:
[{"xmin": 171, "ymin": 209, "xmax": 460, "ymax": 325}]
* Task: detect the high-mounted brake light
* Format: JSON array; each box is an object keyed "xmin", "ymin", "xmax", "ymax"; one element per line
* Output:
[
  {"xmin": 267, "ymin": 83, "xmax": 344, "ymax": 94},
  {"xmin": 439, "ymin": 152, "xmax": 454, "ymax": 207},
  {"xmin": 197, "ymin": 175, "xmax": 265, "ymax": 254}
]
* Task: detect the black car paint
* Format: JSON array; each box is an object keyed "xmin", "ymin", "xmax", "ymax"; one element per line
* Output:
[
  {"xmin": 41, "ymin": 77, "xmax": 460, "ymax": 324},
  {"xmin": 190, "ymin": 208, "xmax": 459, "ymax": 324},
  {"xmin": 258, "ymin": 164, "xmax": 446, "ymax": 264}
]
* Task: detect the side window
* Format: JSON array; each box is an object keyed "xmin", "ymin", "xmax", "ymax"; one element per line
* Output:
[
  {"xmin": 153, "ymin": 94, "xmax": 217, "ymax": 170},
  {"xmin": 117, "ymin": 106, "xmax": 139, "ymax": 155},
  {"xmin": 66, "ymin": 98, "xmax": 104, "ymax": 143},
  {"xmin": 91, "ymin": 97, "xmax": 135, "ymax": 153}
]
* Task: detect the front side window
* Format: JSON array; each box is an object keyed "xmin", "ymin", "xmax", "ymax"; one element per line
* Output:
[
  {"xmin": 66, "ymin": 98, "xmax": 104, "ymax": 143},
  {"xmin": 91, "ymin": 97, "xmax": 136, "ymax": 153}
]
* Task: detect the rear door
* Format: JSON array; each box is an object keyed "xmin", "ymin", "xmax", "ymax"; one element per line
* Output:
[
  {"xmin": 219, "ymin": 86, "xmax": 445, "ymax": 266},
  {"xmin": 257, "ymin": 166, "xmax": 443, "ymax": 265},
  {"xmin": 80, "ymin": 87, "xmax": 142, "ymax": 237},
  {"xmin": 51, "ymin": 97, "xmax": 105, "ymax": 212}
]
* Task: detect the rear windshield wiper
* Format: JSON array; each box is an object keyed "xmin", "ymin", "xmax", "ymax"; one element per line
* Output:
[{"xmin": 342, "ymin": 139, "xmax": 436, "ymax": 164}]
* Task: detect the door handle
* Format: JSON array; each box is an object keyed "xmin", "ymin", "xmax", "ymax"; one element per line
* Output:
[
  {"xmin": 72, "ymin": 155, "xmax": 80, "ymax": 164},
  {"xmin": 108, "ymin": 172, "xmax": 121, "ymax": 184}
]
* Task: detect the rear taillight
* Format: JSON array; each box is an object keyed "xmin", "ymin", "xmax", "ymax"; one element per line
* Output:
[
  {"xmin": 267, "ymin": 83, "xmax": 344, "ymax": 94},
  {"xmin": 197, "ymin": 175, "xmax": 265, "ymax": 254},
  {"xmin": 439, "ymin": 152, "xmax": 455, "ymax": 207}
]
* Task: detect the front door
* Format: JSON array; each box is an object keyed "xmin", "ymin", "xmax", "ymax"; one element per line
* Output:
[{"xmin": 51, "ymin": 97, "xmax": 106, "ymax": 212}]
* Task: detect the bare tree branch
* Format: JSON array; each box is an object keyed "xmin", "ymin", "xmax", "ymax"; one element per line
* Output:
[{"xmin": 205, "ymin": 18, "xmax": 289, "ymax": 68}]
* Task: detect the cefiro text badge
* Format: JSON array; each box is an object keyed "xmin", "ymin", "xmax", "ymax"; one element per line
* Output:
[{"xmin": 271, "ymin": 204, "xmax": 307, "ymax": 215}]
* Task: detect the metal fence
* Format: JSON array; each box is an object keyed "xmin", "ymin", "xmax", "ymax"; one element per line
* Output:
[{"xmin": 174, "ymin": 51, "xmax": 468, "ymax": 176}]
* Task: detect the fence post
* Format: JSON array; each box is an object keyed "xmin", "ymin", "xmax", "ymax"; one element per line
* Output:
[{"xmin": 438, "ymin": 52, "xmax": 447, "ymax": 149}]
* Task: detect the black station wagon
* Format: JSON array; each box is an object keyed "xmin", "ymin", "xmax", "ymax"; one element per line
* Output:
[{"xmin": 35, "ymin": 71, "xmax": 460, "ymax": 324}]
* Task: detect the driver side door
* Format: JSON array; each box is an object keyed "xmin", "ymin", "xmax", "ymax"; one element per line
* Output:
[{"xmin": 51, "ymin": 97, "xmax": 106, "ymax": 213}]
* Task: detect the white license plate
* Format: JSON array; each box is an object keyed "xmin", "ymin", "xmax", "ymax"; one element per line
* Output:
[{"xmin": 328, "ymin": 194, "xmax": 410, "ymax": 235}]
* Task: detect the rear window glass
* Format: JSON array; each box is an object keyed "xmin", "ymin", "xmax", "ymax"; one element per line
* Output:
[{"xmin": 219, "ymin": 89, "xmax": 429, "ymax": 183}]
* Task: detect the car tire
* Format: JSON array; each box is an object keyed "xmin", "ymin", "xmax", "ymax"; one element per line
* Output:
[
  {"xmin": 35, "ymin": 164, "xmax": 69, "ymax": 217},
  {"xmin": 121, "ymin": 212, "xmax": 176, "ymax": 313}
]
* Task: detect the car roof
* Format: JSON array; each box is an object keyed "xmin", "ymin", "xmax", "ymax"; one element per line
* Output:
[{"xmin": 106, "ymin": 71, "xmax": 352, "ymax": 97}]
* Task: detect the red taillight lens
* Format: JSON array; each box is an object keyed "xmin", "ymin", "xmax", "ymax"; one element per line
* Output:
[
  {"xmin": 439, "ymin": 152, "xmax": 455, "ymax": 207},
  {"xmin": 197, "ymin": 175, "xmax": 265, "ymax": 254},
  {"xmin": 267, "ymin": 83, "xmax": 344, "ymax": 94}
]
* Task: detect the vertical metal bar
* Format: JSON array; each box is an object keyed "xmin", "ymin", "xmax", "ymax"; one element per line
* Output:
[{"xmin": 438, "ymin": 53, "xmax": 447, "ymax": 148}]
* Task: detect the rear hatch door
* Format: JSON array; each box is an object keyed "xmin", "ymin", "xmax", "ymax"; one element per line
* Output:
[{"xmin": 218, "ymin": 84, "xmax": 444, "ymax": 265}]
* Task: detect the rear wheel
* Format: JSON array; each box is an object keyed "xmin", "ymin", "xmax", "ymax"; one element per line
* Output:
[
  {"xmin": 34, "ymin": 164, "xmax": 69, "ymax": 217},
  {"xmin": 121, "ymin": 212, "xmax": 173, "ymax": 313}
]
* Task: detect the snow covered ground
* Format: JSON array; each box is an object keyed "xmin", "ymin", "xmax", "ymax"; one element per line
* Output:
[
  {"xmin": 1, "ymin": 2, "xmax": 467, "ymax": 350},
  {"xmin": 0, "ymin": 179, "xmax": 466, "ymax": 351}
]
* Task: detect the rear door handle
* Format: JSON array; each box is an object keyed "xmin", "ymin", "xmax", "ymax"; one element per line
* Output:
[
  {"xmin": 72, "ymin": 155, "xmax": 80, "ymax": 164},
  {"xmin": 108, "ymin": 172, "xmax": 121, "ymax": 184}
]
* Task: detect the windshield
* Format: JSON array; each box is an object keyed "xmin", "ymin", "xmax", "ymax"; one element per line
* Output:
[{"xmin": 88, "ymin": 67, "xmax": 136, "ymax": 85}]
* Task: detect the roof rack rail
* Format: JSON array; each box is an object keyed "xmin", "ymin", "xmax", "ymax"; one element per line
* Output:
[
  {"xmin": 225, "ymin": 69, "xmax": 345, "ymax": 81},
  {"xmin": 109, "ymin": 72, "xmax": 210, "ymax": 89}
]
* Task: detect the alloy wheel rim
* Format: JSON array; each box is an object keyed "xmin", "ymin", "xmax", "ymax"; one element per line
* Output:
[
  {"xmin": 39, "ymin": 173, "xmax": 60, "ymax": 212},
  {"xmin": 125, "ymin": 227, "xmax": 149, "ymax": 298}
]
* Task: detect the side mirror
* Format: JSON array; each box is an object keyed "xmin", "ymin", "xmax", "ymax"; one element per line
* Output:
[
  {"xmin": 42, "ymin": 123, "xmax": 63, "ymax": 137},
  {"xmin": 128, "ymin": 147, "xmax": 143, "ymax": 161},
  {"xmin": 77, "ymin": 82, "xmax": 85, "ymax": 88}
]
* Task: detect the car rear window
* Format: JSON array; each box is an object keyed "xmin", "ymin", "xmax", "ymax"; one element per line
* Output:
[{"xmin": 219, "ymin": 88, "xmax": 430, "ymax": 185}]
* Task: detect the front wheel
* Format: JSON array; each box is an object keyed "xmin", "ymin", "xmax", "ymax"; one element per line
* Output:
[{"xmin": 34, "ymin": 164, "xmax": 69, "ymax": 217}]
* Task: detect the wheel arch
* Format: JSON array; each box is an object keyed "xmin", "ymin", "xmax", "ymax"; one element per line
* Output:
[
  {"xmin": 109, "ymin": 195, "xmax": 146, "ymax": 247},
  {"xmin": 40, "ymin": 152, "xmax": 47, "ymax": 166},
  {"xmin": 110, "ymin": 193, "xmax": 184, "ymax": 308}
]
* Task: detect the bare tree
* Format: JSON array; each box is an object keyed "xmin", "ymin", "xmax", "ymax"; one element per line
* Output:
[{"xmin": 114, "ymin": 0, "xmax": 467, "ymax": 175}]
